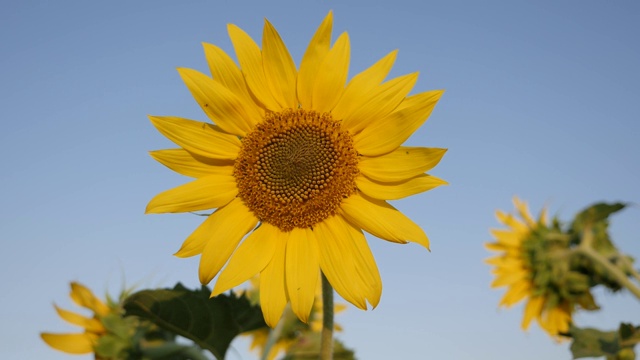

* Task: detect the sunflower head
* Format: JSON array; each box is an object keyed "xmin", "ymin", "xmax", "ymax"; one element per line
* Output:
[
  {"xmin": 41, "ymin": 282, "xmax": 121, "ymax": 356},
  {"xmin": 147, "ymin": 11, "xmax": 446, "ymax": 326},
  {"xmin": 40, "ymin": 282, "xmax": 158, "ymax": 360},
  {"xmin": 485, "ymin": 197, "xmax": 597, "ymax": 338}
]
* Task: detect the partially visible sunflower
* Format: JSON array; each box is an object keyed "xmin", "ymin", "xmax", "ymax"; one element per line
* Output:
[
  {"xmin": 243, "ymin": 277, "xmax": 346, "ymax": 360},
  {"xmin": 41, "ymin": 282, "xmax": 115, "ymax": 355},
  {"xmin": 485, "ymin": 197, "xmax": 575, "ymax": 338},
  {"xmin": 147, "ymin": 11, "xmax": 446, "ymax": 326}
]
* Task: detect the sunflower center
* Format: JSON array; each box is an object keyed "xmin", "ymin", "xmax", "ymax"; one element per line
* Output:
[{"xmin": 234, "ymin": 109, "xmax": 358, "ymax": 232}]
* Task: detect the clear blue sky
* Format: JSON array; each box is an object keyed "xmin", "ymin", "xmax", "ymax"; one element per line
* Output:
[{"xmin": 1, "ymin": 1, "xmax": 639, "ymax": 359}]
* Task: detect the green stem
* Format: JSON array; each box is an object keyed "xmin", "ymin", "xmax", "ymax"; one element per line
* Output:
[
  {"xmin": 578, "ymin": 226, "xmax": 640, "ymax": 301},
  {"xmin": 631, "ymin": 267, "xmax": 640, "ymax": 284},
  {"xmin": 320, "ymin": 272, "xmax": 334, "ymax": 360},
  {"xmin": 180, "ymin": 346, "xmax": 210, "ymax": 360},
  {"xmin": 618, "ymin": 255, "xmax": 640, "ymax": 284},
  {"xmin": 261, "ymin": 310, "xmax": 286, "ymax": 360},
  {"xmin": 140, "ymin": 342, "xmax": 209, "ymax": 360}
]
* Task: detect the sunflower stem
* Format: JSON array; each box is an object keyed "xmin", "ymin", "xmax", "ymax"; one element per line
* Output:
[
  {"xmin": 578, "ymin": 225, "xmax": 640, "ymax": 301},
  {"xmin": 320, "ymin": 272, "xmax": 334, "ymax": 360},
  {"xmin": 261, "ymin": 311, "xmax": 285, "ymax": 360},
  {"xmin": 618, "ymin": 255, "xmax": 640, "ymax": 284},
  {"xmin": 630, "ymin": 266, "xmax": 640, "ymax": 284}
]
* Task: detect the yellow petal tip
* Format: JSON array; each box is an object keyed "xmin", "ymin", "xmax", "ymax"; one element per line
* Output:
[
  {"xmin": 144, "ymin": 204, "xmax": 157, "ymax": 214},
  {"xmin": 172, "ymin": 249, "xmax": 186, "ymax": 258}
]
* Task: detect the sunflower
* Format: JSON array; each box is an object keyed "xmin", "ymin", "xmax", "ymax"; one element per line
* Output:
[
  {"xmin": 41, "ymin": 282, "xmax": 113, "ymax": 355},
  {"xmin": 485, "ymin": 197, "xmax": 574, "ymax": 338},
  {"xmin": 147, "ymin": 11, "xmax": 446, "ymax": 327}
]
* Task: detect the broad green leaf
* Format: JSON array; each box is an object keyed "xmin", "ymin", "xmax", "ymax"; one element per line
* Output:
[
  {"xmin": 123, "ymin": 283, "xmax": 267, "ymax": 359},
  {"xmin": 571, "ymin": 202, "xmax": 626, "ymax": 233},
  {"xmin": 619, "ymin": 323, "xmax": 640, "ymax": 347},
  {"xmin": 570, "ymin": 326, "xmax": 618, "ymax": 358},
  {"xmin": 570, "ymin": 324, "xmax": 638, "ymax": 360}
]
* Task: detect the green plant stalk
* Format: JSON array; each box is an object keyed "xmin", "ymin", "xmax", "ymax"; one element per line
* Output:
[
  {"xmin": 578, "ymin": 226, "xmax": 640, "ymax": 301},
  {"xmin": 179, "ymin": 346, "xmax": 210, "ymax": 360},
  {"xmin": 631, "ymin": 267, "xmax": 640, "ymax": 284},
  {"xmin": 140, "ymin": 342, "xmax": 209, "ymax": 360},
  {"xmin": 619, "ymin": 255, "xmax": 640, "ymax": 284},
  {"xmin": 320, "ymin": 272, "xmax": 334, "ymax": 360},
  {"xmin": 261, "ymin": 311, "xmax": 286, "ymax": 360}
]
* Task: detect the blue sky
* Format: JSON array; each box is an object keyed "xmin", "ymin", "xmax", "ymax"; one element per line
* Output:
[{"xmin": 1, "ymin": 1, "xmax": 639, "ymax": 359}]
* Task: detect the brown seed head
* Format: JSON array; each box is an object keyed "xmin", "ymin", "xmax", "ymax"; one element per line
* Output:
[{"xmin": 234, "ymin": 109, "xmax": 359, "ymax": 231}]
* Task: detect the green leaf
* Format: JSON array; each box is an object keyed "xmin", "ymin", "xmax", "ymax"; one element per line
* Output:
[
  {"xmin": 570, "ymin": 326, "xmax": 619, "ymax": 358},
  {"xmin": 570, "ymin": 324, "xmax": 639, "ymax": 359},
  {"xmin": 571, "ymin": 203, "xmax": 626, "ymax": 234},
  {"xmin": 619, "ymin": 323, "xmax": 640, "ymax": 348},
  {"xmin": 123, "ymin": 283, "xmax": 267, "ymax": 360}
]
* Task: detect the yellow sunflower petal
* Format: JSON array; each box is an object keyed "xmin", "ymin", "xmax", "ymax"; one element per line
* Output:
[
  {"xmin": 490, "ymin": 229, "xmax": 522, "ymax": 247},
  {"xmin": 332, "ymin": 50, "xmax": 397, "ymax": 125},
  {"xmin": 311, "ymin": 32, "xmax": 350, "ymax": 113},
  {"xmin": 499, "ymin": 280, "xmax": 530, "ymax": 307},
  {"xmin": 262, "ymin": 19, "xmax": 298, "ymax": 109},
  {"xmin": 357, "ymin": 174, "xmax": 447, "ymax": 200},
  {"xmin": 227, "ymin": 24, "xmax": 281, "ymax": 111},
  {"xmin": 555, "ymin": 305, "xmax": 572, "ymax": 334},
  {"xmin": 53, "ymin": 306, "xmax": 104, "ymax": 333},
  {"xmin": 266, "ymin": 340, "xmax": 293, "ymax": 360},
  {"xmin": 145, "ymin": 172, "xmax": 236, "ymax": 214},
  {"xmin": 69, "ymin": 283, "xmax": 110, "ymax": 317},
  {"xmin": 540, "ymin": 306, "xmax": 569, "ymax": 336},
  {"xmin": 198, "ymin": 198, "xmax": 259, "ymax": 284},
  {"xmin": 522, "ymin": 296, "xmax": 545, "ymax": 330},
  {"xmin": 354, "ymin": 90, "xmax": 444, "ymax": 156},
  {"xmin": 513, "ymin": 197, "xmax": 536, "ymax": 227},
  {"xmin": 247, "ymin": 328, "xmax": 268, "ymax": 350},
  {"xmin": 203, "ymin": 42, "xmax": 264, "ymax": 120},
  {"xmin": 174, "ymin": 205, "xmax": 224, "ymax": 258},
  {"xmin": 260, "ymin": 230, "xmax": 288, "ymax": 327},
  {"xmin": 148, "ymin": 116, "xmax": 241, "ymax": 160},
  {"xmin": 484, "ymin": 255, "xmax": 521, "ymax": 267},
  {"xmin": 150, "ymin": 149, "xmax": 233, "ymax": 178},
  {"xmin": 315, "ymin": 216, "xmax": 367, "ymax": 309},
  {"xmin": 285, "ymin": 227, "xmax": 319, "ymax": 323},
  {"xmin": 495, "ymin": 211, "xmax": 527, "ymax": 232},
  {"xmin": 40, "ymin": 333, "xmax": 97, "ymax": 354},
  {"xmin": 340, "ymin": 215, "xmax": 383, "ymax": 308},
  {"xmin": 297, "ymin": 11, "xmax": 333, "ymax": 108},
  {"xmin": 490, "ymin": 270, "xmax": 527, "ymax": 288},
  {"xmin": 341, "ymin": 193, "xmax": 430, "ymax": 250},
  {"xmin": 484, "ymin": 242, "xmax": 506, "ymax": 252},
  {"xmin": 341, "ymin": 73, "xmax": 417, "ymax": 135},
  {"xmin": 178, "ymin": 68, "xmax": 256, "ymax": 136},
  {"xmin": 212, "ymin": 223, "xmax": 279, "ymax": 296},
  {"xmin": 359, "ymin": 146, "xmax": 447, "ymax": 182}
]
